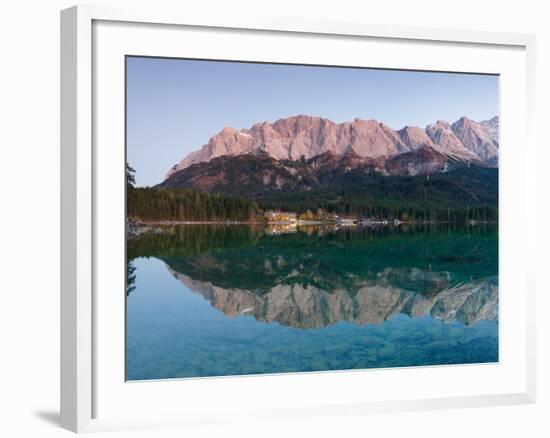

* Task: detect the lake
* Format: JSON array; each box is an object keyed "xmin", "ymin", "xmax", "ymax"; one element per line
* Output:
[{"xmin": 126, "ymin": 224, "xmax": 498, "ymax": 380}]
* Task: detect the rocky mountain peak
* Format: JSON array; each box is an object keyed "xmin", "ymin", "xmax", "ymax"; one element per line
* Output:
[
  {"xmin": 451, "ymin": 116, "xmax": 499, "ymax": 165},
  {"xmin": 480, "ymin": 116, "xmax": 499, "ymax": 143},
  {"xmin": 398, "ymin": 126, "xmax": 435, "ymax": 150},
  {"xmin": 165, "ymin": 114, "xmax": 499, "ymax": 179}
]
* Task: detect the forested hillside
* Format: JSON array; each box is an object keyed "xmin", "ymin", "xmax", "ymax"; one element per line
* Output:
[{"xmin": 127, "ymin": 187, "xmax": 261, "ymax": 222}]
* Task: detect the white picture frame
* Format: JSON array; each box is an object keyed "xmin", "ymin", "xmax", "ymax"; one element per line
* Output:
[{"xmin": 60, "ymin": 4, "xmax": 537, "ymax": 433}]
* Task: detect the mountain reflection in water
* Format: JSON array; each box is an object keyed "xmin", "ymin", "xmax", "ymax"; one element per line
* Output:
[
  {"xmin": 126, "ymin": 224, "xmax": 498, "ymax": 380},
  {"xmin": 168, "ymin": 267, "xmax": 497, "ymax": 329}
]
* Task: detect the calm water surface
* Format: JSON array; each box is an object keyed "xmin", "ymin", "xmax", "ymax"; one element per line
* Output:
[{"xmin": 126, "ymin": 224, "xmax": 498, "ymax": 380}]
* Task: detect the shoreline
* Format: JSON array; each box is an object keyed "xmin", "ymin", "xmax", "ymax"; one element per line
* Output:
[
  {"xmin": 129, "ymin": 219, "xmax": 498, "ymax": 226},
  {"xmin": 130, "ymin": 220, "xmax": 265, "ymax": 226},
  {"xmin": 127, "ymin": 218, "xmax": 498, "ymax": 238}
]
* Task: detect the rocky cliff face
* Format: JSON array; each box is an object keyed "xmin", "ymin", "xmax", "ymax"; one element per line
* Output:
[
  {"xmin": 165, "ymin": 115, "xmax": 499, "ymax": 179},
  {"xmin": 480, "ymin": 116, "xmax": 499, "ymax": 143},
  {"xmin": 451, "ymin": 117, "xmax": 499, "ymax": 166}
]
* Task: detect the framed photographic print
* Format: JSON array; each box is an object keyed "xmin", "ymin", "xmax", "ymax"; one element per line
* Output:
[{"xmin": 61, "ymin": 5, "xmax": 536, "ymax": 433}]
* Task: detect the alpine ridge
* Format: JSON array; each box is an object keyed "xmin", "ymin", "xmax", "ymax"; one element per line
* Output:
[{"xmin": 165, "ymin": 115, "xmax": 499, "ymax": 179}]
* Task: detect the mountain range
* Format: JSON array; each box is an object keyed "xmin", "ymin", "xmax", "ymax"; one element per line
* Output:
[
  {"xmin": 157, "ymin": 115, "xmax": 499, "ymax": 215},
  {"xmin": 164, "ymin": 114, "xmax": 499, "ymax": 181}
]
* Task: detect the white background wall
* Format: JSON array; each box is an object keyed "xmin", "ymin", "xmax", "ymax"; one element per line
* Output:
[{"xmin": 0, "ymin": 0, "xmax": 547, "ymax": 436}]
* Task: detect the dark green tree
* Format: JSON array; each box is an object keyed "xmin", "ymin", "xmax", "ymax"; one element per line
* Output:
[{"xmin": 127, "ymin": 163, "xmax": 136, "ymax": 189}]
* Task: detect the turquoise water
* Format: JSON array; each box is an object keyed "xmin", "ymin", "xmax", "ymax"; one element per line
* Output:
[{"xmin": 126, "ymin": 225, "xmax": 498, "ymax": 380}]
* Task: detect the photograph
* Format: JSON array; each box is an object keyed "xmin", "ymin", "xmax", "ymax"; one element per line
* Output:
[{"xmin": 125, "ymin": 56, "xmax": 499, "ymax": 381}]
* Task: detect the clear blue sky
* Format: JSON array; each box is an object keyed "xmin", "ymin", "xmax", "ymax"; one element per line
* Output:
[{"xmin": 127, "ymin": 56, "xmax": 498, "ymax": 187}]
